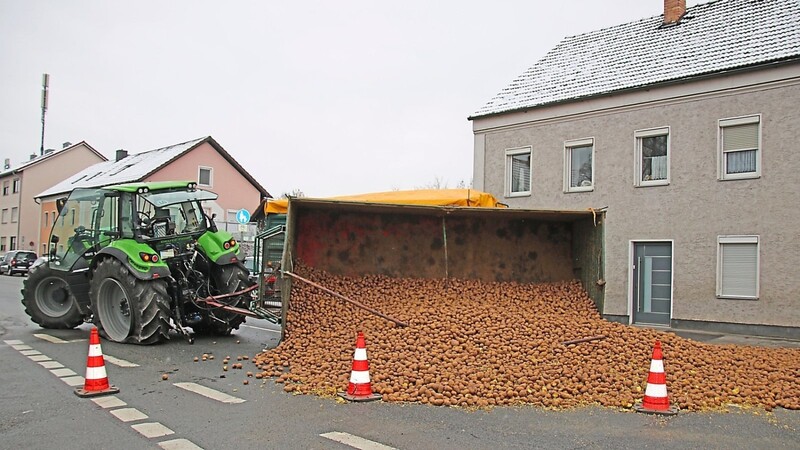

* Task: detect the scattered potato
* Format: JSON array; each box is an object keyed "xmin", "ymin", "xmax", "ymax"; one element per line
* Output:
[{"xmin": 254, "ymin": 264, "xmax": 800, "ymax": 411}]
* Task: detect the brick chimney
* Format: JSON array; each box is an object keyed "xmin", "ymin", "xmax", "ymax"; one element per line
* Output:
[
  {"xmin": 664, "ymin": 0, "xmax": 686, "ymax": 25},
  {"xmin": 115, "ymin": 149, "xmax": 128, "ymax": 162}
]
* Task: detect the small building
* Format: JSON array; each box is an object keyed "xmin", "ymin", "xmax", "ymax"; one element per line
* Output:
[
  {"xmin": 37, "ymin": 136, "xmax": 270, "ymax": 255},
  {"xmin": 469, "ymin": 0, "xmax": 800, "ymax": 338},
  {"xmin": 0, "ymin": 142, "xmax": 106, "ymax": 255}
]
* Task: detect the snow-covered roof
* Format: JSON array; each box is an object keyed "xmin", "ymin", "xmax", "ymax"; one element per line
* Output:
[
  {"xmin": 37, "ymin": 137, "xmax": 206, "ymax": 198},
  {"xmin": 0, "ymin": 141, "xmax": 105, "ymax": 177},
  {"xmin": 471, "ymin": 0, "xmax": 800, "ymax": 119}
]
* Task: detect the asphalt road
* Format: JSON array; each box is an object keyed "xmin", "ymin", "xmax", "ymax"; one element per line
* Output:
[{"xmin": 1, "ymin": 273, "xmax": 798, "ymax": 449}]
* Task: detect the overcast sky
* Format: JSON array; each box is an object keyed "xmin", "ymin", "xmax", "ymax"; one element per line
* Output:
[{"xmin": 0, "ymin": 0, "xmax": 703, "ymax": 198}]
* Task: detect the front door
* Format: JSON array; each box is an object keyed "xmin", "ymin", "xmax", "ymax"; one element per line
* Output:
[{"xmin": 632, "ymin": 242, "xmax": 672, "ymax": 326}]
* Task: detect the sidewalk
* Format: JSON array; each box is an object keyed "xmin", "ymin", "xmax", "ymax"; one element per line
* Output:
[{"xmin": 637, "ymin": 326, "xmax": 800, "ymax": 349}]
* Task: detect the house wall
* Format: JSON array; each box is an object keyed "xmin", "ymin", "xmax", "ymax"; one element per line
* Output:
[
  {"xmin": 0, "ymin": 144, "xmax": 105, "ymax": 256},
  {"xmin": 472, "ymin": 66, "xmax": 800, "ymax": 330},
  {"xmin": 147, "ymin": 141, "xmax": 262, "ymax": 220}
]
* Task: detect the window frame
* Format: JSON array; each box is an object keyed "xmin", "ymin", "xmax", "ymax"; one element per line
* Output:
[
  {"xmin": 2, "ymin": 181, "xmax": 8, "ymax": 196},
  {"xmin": 634, "ymin": 127, "xmax": 670, "ymax": 187},
  {"xmin": 10, "ymin": 207, "xmax": 18, "ymax": 223},
  {"xmin": 563, "ymin": 138, "xmax": 595, "ymax": 193},
  {"xmin": 198, "ymin": 166, "xmax": 213, "ymax": 187},
  {"xmin": 718, "ymin": 115, "xmax": 761, "ymax": 181},
  {"xmin": 12, "ymin": 178, "xmax": 20, "ymax": 194},
  {"xmin": 716, "ymin": 235, "xmax": 760, "ymax": 300},
  {"xmin": 504, "ymin": 146, "xmax": 532, "ymax": 198}
]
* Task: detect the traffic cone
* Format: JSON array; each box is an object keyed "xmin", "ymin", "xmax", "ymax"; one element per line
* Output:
[
  {"xmin": 75, "ymin": 327, "xmax": 120, "ymax": 398},
  {"xmin": 338, "ymin": 331, "xmax": 381, "ymax": 402},
  {"xmin": 634, "ymin": 340, "xmax": 678, "ymax": 415}
]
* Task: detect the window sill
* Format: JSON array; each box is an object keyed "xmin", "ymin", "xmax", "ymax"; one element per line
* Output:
[
  {"xmin": 565, "ymin": 186, "xmax": 594, "ymax": 194},
  {"xmin": 635, "ymin": 180, "xmax": 669, "ymax": 188},
  {"xmin": 716, "ymin": 295, "xmax": 759, "ymax": 301},
  {"xmin": 718, "ymin": 173, "xmax": 760, "ymax": 181},
  {"xmin": 505, "ymin": 192, "xmax": 531, "ymax": 198}
]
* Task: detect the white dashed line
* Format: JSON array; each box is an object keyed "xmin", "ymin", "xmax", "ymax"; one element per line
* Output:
[
  {"xmin": 92, "ymin": 396, "xmax": 127, "ymax": 409},
  {"xmin": 51, "ymin": 368, "xmax": 78, "ymax": 377},
  {"xmin": 132, "ymin": 422, "xmax": 175, "ymax": 438},
  {"xmin": 173, "ymin": 382, "xmax": 246, "ymax": 404},
  {"xmin": 61, "ymin": 376, "xmax": 85, "ymax": 387},
  {"xmin": 4, "ymin": 340, "xmax": 24, "ymax": 345},
  {"xmin": 11, "ymin": 344, "xmax": 32, "ymax": 351},
  {"xmin": 20, "ymin": 349, "xmax": 42, "ymax": 355},
  {"xmin": 321, "ymin": 432, "xmax": 397, "ymax": 450},
  {"xmin": 28, "ymin": 354, "xmax": 51, "ymax": 362},
  {"xmin": 39, "ymin": 360, "xmax": 64, "ymax": 369},
  {"xmin": 33, "ymin": 333, "xmax": 69, "ymax": 343},
  {"xmin": 158, "ymin": 438, "xmax": 205, "ymax": 450},
  {"xmin": 103, "ymin": 354, "xmax": 139, "ymax": 367},
  {"xmin": 110, "ymin": 408, "xmax": 148, "ymax": 422}
]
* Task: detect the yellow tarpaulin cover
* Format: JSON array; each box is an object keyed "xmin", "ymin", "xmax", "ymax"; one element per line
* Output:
[{"xmin": 264, "ymin": 189, "xmax": 507, "ymax": 215}]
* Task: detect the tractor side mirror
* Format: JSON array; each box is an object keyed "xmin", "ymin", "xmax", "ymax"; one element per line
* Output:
[{"xmin": 55, "ymin": 197, "xmax": 67, "ymax": 215}]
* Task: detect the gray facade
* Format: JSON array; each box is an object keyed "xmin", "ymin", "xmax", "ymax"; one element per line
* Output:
[{"xmin": 472, "ymin": 66, "xmax": 800, "ymax": 336}]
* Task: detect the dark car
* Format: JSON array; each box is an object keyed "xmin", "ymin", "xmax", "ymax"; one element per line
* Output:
[{"xmin": 0, "ymin": 250, "xmax": 38, "ymax": 276}]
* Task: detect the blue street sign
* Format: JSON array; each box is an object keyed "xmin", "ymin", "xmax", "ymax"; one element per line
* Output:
[{"xmin": 236, "ymin": 209, "xmax": 251, "ymax": 224}]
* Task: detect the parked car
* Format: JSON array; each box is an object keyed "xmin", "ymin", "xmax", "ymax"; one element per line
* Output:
[{"xmin": 0, "ymin": 250, "xmax": 39, "ymax": 276}]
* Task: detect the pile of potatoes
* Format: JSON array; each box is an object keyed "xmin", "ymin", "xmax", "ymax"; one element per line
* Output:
[{"xmin": 253, "ymin": 265, "xmax": 800, "ymax": 412}]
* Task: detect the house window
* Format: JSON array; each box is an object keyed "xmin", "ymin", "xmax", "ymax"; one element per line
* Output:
[
  {"xmin": 0, "ymin": 237, "xmax": 5, "ymax": 251},
  {"xmin": 198, "ymin": 167, "xmax": 213, "ymax": 187},
  {"xmin": 9, "ymin": 236, "xmax": 16, "ymax": 251},
  {"xmin": 44, "ymin": 211, "xmax": 49, "ymax": 228},
  {"xmin": 2, "ymin": 181, "xmax": 8, "ymax": 196},
  {"xmin": 719, "ymin": 115, "xmax": 760, "ymax": 180},
  {"xmin": 12, "ymin": 178, "xmax": 20, "ymax": 193},
  {"xmin": 717, "ymin": 235, "xmax": 759, "ymax": 299},
  {"xmin": 1, "ymin": 209, "xmax": 7, "ymax": 224},
  {"xmin": 635, "ymin": 127, "xmax": 670, "ymax": 186},
  {"xmin": 564, "ymin": 138, "xmax": 594, "ymax": 192},
  {"xmin": 505, "ymin": 147, "xmax": 531, "ymax": 197},
  {"xmin": 11, "ymin": 207, "xmax": 18, "ymax": 223}
]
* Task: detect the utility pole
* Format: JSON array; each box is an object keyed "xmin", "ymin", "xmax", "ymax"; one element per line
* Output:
[{"xmin": 40, "ymin": 73, "xmax": 49, "ymax": 156}]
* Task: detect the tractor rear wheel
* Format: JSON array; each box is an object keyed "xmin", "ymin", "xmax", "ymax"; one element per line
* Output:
[
  {"xmin": 192, "ymin": 264, "xmax": 250, "ymax": 336},
  {"xmin": 21, "ymin": 265, "xmax": 84, "ymax": 329},
  {"xmin": 89, "ymin": 258, "xmax": 171, "ymax": 345}
]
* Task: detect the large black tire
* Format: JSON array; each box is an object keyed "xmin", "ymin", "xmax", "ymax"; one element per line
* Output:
[
  {"xmin": 21, "ymin": 265, "xmax": 84, "ymax": 329},
  {"xmin": 192, "ymin": 264, "xmax": 250, "ymax": 336},
  {"xmin": 89, "ymin": 258, "xmax": 171, "ymax": 345}
]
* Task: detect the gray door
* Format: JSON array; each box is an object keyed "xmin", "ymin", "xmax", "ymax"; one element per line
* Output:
[{"xmin": 632, "ymin": 242, "xmax": 672, "ymax": 326}]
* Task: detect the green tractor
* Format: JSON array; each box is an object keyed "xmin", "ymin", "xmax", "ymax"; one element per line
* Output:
[{"xmin": 21, "ymin": 181, "xmax": 273, "ymax": 344}]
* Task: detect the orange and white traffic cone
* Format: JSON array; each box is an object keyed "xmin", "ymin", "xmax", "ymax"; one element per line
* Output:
[
  {"xmin": 634, "ymin": 340, "xmax": 678, "ymax": 415},
  {"xmin": 338, "ymin": 331, "xmax": 381, "ymax": 402},
  {"xmin": 75, "ymin": 327, "xmax": 120, "ymax": 398}
]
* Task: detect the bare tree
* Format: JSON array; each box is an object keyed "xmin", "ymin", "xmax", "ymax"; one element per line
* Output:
[{"xmin": 281, "ymin": 188, "xmax": 305, "ymax": 199}]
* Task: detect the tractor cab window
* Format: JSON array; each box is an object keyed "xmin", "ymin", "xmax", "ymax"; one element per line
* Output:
[
  {"xmin": 136, "ymin": 189, "xmax": 216, "ymax": 239},
  {"xmin": 49, "ymin": 188, "xmax": 108, "ymax": 271}
]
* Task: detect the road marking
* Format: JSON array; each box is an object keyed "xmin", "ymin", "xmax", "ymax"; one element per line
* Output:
[
  {"xmin": 173, "ymin": 382, "xmax": 246, "ymax": 404},
  {"xmin": 241, "ymin": 324, "xmax": 282, "ymax": 333},
  {"xmin": 4, "ymin": 340, "xmax": 23, "ymax": 345},
  {"xmin": 158, "ymin": 438, "xmax": 205, "ymax": 450},
  {"xmin": 110, "ymin": 407, "xmax": 148, "ymax": 422},
  {"xmin": 33, "ymin": 333, "xmax": 68, "ymax": 344},
  {"xmin": 39, "ymin": 360, "xmax": 64, "ymax": 369},
  {"xmin": 321, "ymin": 432, "xmax": 397, "ymax": 450},
  {"xmin": 20, "ymin": 349, "xmax": 42, "ymax": 355},
  {"xmin": 11, "ymin": 344, "xmax": 32, "ymax": 350},
  {"xmin": 92, "ymin": 396, "xmax": 127, "ymax": 409},
  {"xmin": 104, "ymin": 354, "xmax": 140, "ymax": 367},
  {"xmin": 61, "ymin": 376, "xmax": 85, "ymax": 387},
  {"xmin": 132, "ymin": 422, "xmax": 175, "ymax": 438},
  {"xmin": 28, "ymin": 354, "xmax": 51, "ymax": 362},
  {"xmin": 51, "ymin": 368, "xmax": 78, "ymax": 377}
]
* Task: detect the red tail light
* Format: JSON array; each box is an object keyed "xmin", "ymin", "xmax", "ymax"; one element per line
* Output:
[{"xmin": 10, "ymin": 259, "xmax": 17, "ymax": 267}]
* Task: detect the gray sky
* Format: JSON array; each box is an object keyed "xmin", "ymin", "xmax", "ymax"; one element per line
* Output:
[{"xmin": 0, "ymin": 0, "xmax": 703, "ymax": 198}]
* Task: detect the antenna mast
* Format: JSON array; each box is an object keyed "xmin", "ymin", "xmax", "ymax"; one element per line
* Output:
[{"xmin": 40, "ymin": 73, "xmax": 49, "ymax": 156}]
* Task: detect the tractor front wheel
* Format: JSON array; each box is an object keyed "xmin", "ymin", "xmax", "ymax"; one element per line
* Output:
[
  {"xmin": 21, "ymin": 265, "xmax": 84, "ymax": 329},
  {"xmin": 89, "ymin": 258, "xmax": 171, "ymax": 345}
]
